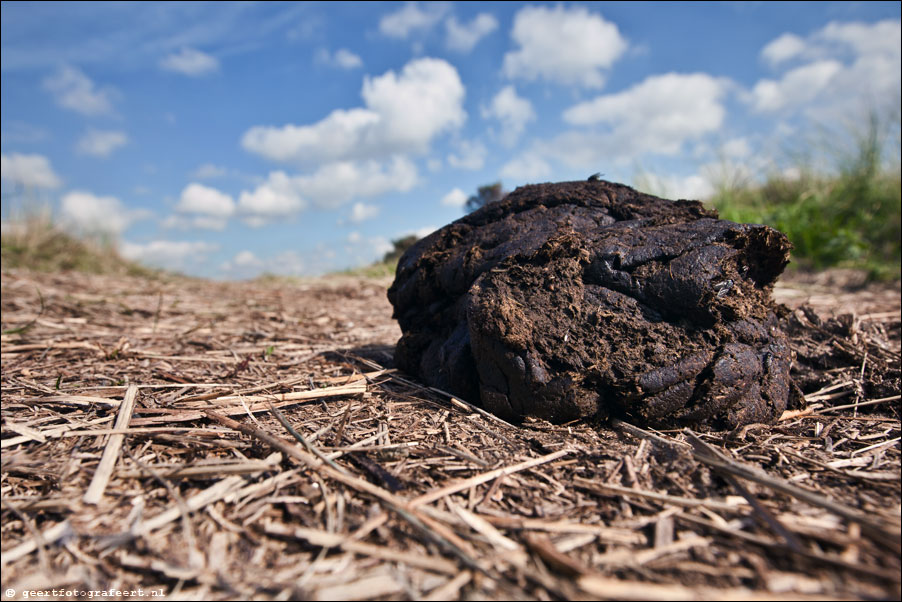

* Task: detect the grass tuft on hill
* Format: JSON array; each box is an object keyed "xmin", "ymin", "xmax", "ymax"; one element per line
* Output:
[
  {"xmin": 1, "ymin": 210, "xmax": 157, "ymax": 277},
  {"xmin": 708, "ymin": 111, "xmax": 901, "ymax": 280}
]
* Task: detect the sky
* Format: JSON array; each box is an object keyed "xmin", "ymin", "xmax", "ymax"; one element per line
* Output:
[{"xmin": 1, "ymin": 1, "xmax": 900, "ymax": 279}]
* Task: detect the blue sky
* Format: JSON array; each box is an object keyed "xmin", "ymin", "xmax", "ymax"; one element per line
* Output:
[{"xmin": 2, "ymin": 1, "xmax": 899, "ymax": 278}]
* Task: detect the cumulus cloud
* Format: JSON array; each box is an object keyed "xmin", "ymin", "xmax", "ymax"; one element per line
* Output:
[
  {"xmin": 234, "ymin": 250, "xmax": 264, "ymax": 268},
  {"xmin": 503, "ymin": 5, "xmax": 627, "ymax": 88},
  {"xmin": 60, "ymin": 191, "xmax": 146, "ymax": 235},
  {"xmin": 76, "ymin": 129, "xmax": 128, "ymax": 157},
  {"xmin": 242, "ymin": 57, "xmax": 465, "ymax": 164},
  {"xmin": 177, "ymin": 183, "xmax": 235, "ymax": 218},
  {"xmin": 499, "ymin": 152, "xmax": 552, "ymax": 182},
  {"xmin": 447, "ymin": 139, "xmax": 486, "ymax": 170},
  {"xmin": 295, "ymin": 156, "xmax": 418, "ymax": 208},
  {"xmin": 562, "ymin": 72, "xmax": 728, "ymax": 159},
  {"xmin": 370, "ymin": 236, "xmax": 394, "ymax": 258},
  {"xmin": 348, "ymin": 202, "xmax": 379, "ymax": 223},
  {"xmin": 1, "ymin": 153, "xmax": 62, "ymax": 189},
  {"xmin": 234, "ymin": 250, "xmax": 262, "ymax": 266},
  {"xmin": 238, "ymin": 171, "xmax": 307, "ymax": 227},
  {"xmin": 751, "ymin": 60, "xmax": 843, "ymax": 112},
  {"xmin": 379, "ymin": 2, "xmax": 448, "ymax": 39},
  {"xmin": 819, "ymin": 20, "xmax": 901, "ymax": 62},
  {"xmin": 316, "ymin": 47, "xmax": 363, "ymax": 69},
  {"xmin": 636, "ymin": 173, "xmax": 715, "ymax": 201},
  {"xmin": 168, "ymin": 183, "xmax": 235, "ymax": 230},
  {"xmin": 722, "ymin": 137, "xmax": 752, "ymax": 159},
  {"xmin": 160, "ymin": 47, "xmax": 219, "ymax": 76},
  {"xmin": 237, "ymin": 157, "xmax": 416, "ymax": 226},
  {"xmin": 219, "ymin": 250, "xmax": 266, "ymax": 279},
  {"xmin": 346, "ymin": 234, "xmax": 394, "ymax": 265},
  {"xmin": 412, "ymin": 225, "xmax": 437, "ymax": 239},
  {"xmin": 752, "ymin": 19, "xmax": 901, "ymax": 118},
  {"xmin": 761, "ymin": 33, "xmax": 806, "ymax": 66},
  {"xmin": 440, "ymin": 188, "xmax": 467, "ymax": 208},
  {"xmin": 121, "ymin": 240, "xmax": 218, "ymax": 270},
  {"xmin": 445, "ymin": 13, "xmax": 498, "ymax": 52},
  {"xmin": 191, "ymin": 163, "xmax": 227, "ymax": 179},
  {"xmin": 43, "ymin": 65, "xmax": 115, "ymax": 116},
  {"xmin": 482, "ymin": 85, "xmax": 536, "ymax": 147}
]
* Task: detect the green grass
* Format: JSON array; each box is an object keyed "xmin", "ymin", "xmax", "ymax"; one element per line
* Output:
[
  {"xmin": 1, "ymin": 210, "xmax": 158, "ymax": 277},
  {"xmin": 707, "ymin": 113, "xmax": 901, "ymax": 280},
  {"xmin": 339, "ymin": 259, "xmax": 397, "ymax": 279}
]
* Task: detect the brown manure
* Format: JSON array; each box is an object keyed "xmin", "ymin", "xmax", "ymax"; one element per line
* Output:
[{"xmin": 389, "ymin": 179, "xmax": 796, "ymax": 429}]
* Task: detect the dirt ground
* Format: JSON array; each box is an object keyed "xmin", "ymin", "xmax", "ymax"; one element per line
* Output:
[{"xmin": 1, "ymin": 268, "xmax": 899, "ymax": 601}]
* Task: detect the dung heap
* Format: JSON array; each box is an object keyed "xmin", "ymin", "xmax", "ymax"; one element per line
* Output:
[{"xmin": 388, "ymin": 180, "xmax": 795, "ymax": 429}]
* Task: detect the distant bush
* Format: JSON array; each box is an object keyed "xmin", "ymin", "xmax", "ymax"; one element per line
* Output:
[{"xmin": 466, "ymin": 182, "xmax": 507, "ymax": 213}]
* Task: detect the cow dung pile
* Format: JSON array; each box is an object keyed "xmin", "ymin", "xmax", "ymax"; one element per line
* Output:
[{"xmin": 387, "ymin": 180, "xmax": 796, "ymax": 429}]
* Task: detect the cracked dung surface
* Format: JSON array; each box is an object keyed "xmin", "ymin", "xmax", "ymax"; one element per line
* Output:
[{"xmin": 388, "ymin": 180, "xmax": 795, "ymax": 429}]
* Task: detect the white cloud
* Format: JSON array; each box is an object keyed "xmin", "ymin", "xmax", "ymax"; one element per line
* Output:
[
  {"xmin": 379, "ymin": 2, "xmax": 448, "ymax": 39},
  {"xmin": 76, "ymin": 129, "xmax": 128, "ymax": 157},
  {"xmin": 761, "ymin": 33, "xmax": 806, "ymax": 66},
  {"xmin": 445, "ymin": 13, "xmax": 498, "ymax": 52},
  {"xmin": 562, "ymin": 72, "xmax": 728, "ymax": 159},
  {"xmin": 447, "ymin": 139, "xmax": 486, "ymax": 170},
  {"xmin": 751, "ymin": 60, "xmax": 843, "ymax": 112},
  {"xmin": 412, "ymin": 225, "xmax": 437, "ymax": 239},
  {"xmin": 170, "ymin": 215, "xmax": 230, "ymax": 231},
  {"xmin": 316, "ymin": 47, "xmax": 364, "ymax": 69},
  {"xmin": 177, "ymin": 183, "xmax": 235, "ymax": 218},
  {"xmin": 160, "ymin": 47, "xmax": 219, "ymax": 76},
  {"xmin": 482, "ymin": 86, "xmax": 535, "ymax": 147},
  {"xmin": 499, "ymin": 152, "xmax": 552, "ymax": 182},
  {"xmin": 503, "ymin": 5, "xmax": 627, "ymax": 88},
  {"xmin": 238, "ymin": 171, "xmax": 307, "ymax": 226},
  {"xmin": 349, "ymin": 202, "xmax": 379, "ymax": 223},
  {"xmin": 171, "ymin": 183, "xmax": 234, "ymax": 229},
  {"xmin": 43, "ymin": 65, "xmax": 115, "ymax": 116},
  {"xmin": 233, "ymin": 250, "xmax": 263, "ymax": 267},
  {"xmin": 360, "ymin": 58, "xmax": 465, "ymax": 152},
  {"xmin": 440, "ymin": 188, "xmax": 468, "ymax": 208},
  {"xmin": 242, "ymin": 57, "xmax": 465, "ymax": 164},
  {"xmin": 238, "ymin": 157, "xmax": 416, "ymax": 225},
  {"xmin": 121, "ymin": 240, "xmax": 218, "ymax": 270},
  {"xmin": 192, "ymin": 163, "xmax": 227, "ymax": 179},
  {"xmin": 635, "ymin": 173, "xmax": 715, "ymax": 201},
  {"xmin": 243, "ymin": 109, "xmax": 379, "ymax": 163},
  {"xmin": 219, "ymin": 250, "xmax": 265, "ymax": 279},
  {"xmin": 222, "ymin": 248, "xmax": 313, "ymax": 278},
  {"xmin": 270, "ymin": 250, "xmax": 309, "ymax": 275},
  {"xmin": 60, "ymin": 191, "xmax": 144, "ymax": 235},
  {"xmin": 1, "ymin": 153, "xmax": 62, "ymax": 189},
  {"xmin": 722, "ymin": 137, "xmax": 751, "ymax": 159},
  {"xmin": 295, "ymin": 156, "xmax": 418, "ymax": 208},
  {"xmin": 347, "ymin": 233, "xmax": 394, "ymax": 263},
  {"xmin": 751, "ymin": 20, "xmax": 901, "ymax": 118},
  {"xmin": 370, "ymin": 236, "xmax": 394, "ymax": 258},
  {"xmin": 818, "ymin": 20, "xmax": 901, "ymax": 62}
]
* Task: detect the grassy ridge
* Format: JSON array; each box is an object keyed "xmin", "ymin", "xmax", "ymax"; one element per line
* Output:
[
  {"xmin": 708, "ymin": 115, "xmax": 901, "ymax": 280},
  {"xmin": 1, "ymin": 210, "xmax": 156, "ymax": 277}
]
